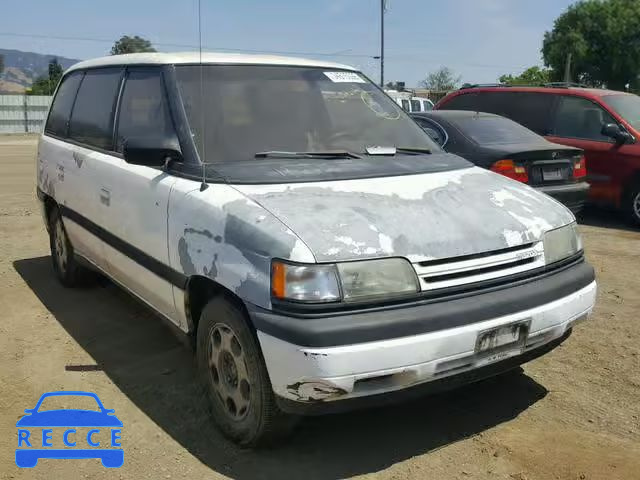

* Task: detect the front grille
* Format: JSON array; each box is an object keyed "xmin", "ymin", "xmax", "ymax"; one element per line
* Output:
[{"xmin": 413, "ymin": 242, "xmax": 545, "ymax": 291}]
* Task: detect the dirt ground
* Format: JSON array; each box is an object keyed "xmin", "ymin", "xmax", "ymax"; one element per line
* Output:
[{"xmin": 0, "ymin": 135, "xmax": 638, "ymax": 480}]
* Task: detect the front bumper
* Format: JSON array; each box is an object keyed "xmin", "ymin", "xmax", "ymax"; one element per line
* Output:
[
  {"xmin": 252, "ymin": 261, "xmax": 596, "ymax": 414},
  {"xmin": 536, "ymin": 181, "xmax": 589, "ymax": 214}
]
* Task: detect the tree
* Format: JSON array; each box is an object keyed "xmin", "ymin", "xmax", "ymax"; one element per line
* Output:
[
  {"xmin": 111, "ymin": 35, "xmax": 156, "ymax": 55},
  {"xmin": 28, "ymin": 58, "xmax": 63, "ymax": 95},
  {"xmin": 542, "ymin": 0, "xmax": 640, "ymax": 90},
  {"xmin": 421, "ymin": 67, "xmax": 461, "ymax": 91},
  {"xmin": 385, "ymin": 81, "xmax": 406, "ymax": 91},
  {"xmin": 499, "ymin": 66, "xmax": 552, "ymax": 85},
  {"xmin": 0, "ymin": 54, "xmax": 4, "ymax": 77}
]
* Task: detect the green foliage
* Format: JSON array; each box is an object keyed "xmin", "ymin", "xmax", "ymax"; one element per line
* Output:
[
  {"xmin": 543, "ymin": 0, "xmax": 640, "ymax": 90},
  {"xmin": 27, "ymin": 58, "xmax": 62, "ymax": 95},
  {"xmin": 499, "ymin": 66, "xmax": 552, "ymax": 85},
  {"xmin": 421, "ymin": 67, "xmax": 461, "ymax": 91},
  {"xmin": 0, "ymin": 54, "xmax": 4, "ymax": 77},
  {"xmin": 111, "ymin": 35, "xmax": 156, "ymax": 55}
]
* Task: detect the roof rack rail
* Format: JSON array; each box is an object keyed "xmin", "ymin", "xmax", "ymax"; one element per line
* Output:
[
  {"xmin": 543, "ymin": 82, "xmax": 589, "ymax": 88},
  {"xmin": 459, "ymin": 83, "xmax": 509, "ymax": 89}
]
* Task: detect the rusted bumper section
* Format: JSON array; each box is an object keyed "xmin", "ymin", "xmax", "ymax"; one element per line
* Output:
[
  {"xmin": 276, "ymin": 329, "xmax": 572, "ymax": 415},
  {"xmin": 252, "ymin": 270, "xmax": 596, "ymax": 414}
]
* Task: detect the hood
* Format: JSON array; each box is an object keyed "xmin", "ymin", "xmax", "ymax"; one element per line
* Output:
[{"xmin": 234, "ymin": 166, "xmax": 575, "ymax": 263}]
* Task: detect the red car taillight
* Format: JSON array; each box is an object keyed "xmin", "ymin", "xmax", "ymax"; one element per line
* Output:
[
  {"xmin": 573, "ymin": 155, "xmax": 587, "ymax": 179},
  {"xmin": 490, "ymin": 159, "xmax": 529, "ymax": 183}
]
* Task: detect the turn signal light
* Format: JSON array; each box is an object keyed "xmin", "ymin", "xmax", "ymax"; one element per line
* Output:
[
  {"xmin": 573, "ymin": 155, "xmax": 587, "ymax": 178},
  {"xmin": 490, "ymin": 159, "xmax": 529, "ymax": 183}
]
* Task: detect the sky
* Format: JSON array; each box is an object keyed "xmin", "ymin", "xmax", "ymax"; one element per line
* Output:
[{"xmin": 0, "ymin": 0, "xmax": 576, "ymax": 87}]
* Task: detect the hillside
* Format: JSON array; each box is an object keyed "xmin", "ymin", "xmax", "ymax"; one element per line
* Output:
[{"xmin": 0, "ymin": 48, "xmax": 80, "ymax": 93}]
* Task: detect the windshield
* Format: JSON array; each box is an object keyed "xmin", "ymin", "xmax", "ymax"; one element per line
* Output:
[
  {"xmin": 602, "ymin": 94, "xmax": 640, "ymax": 130},
  {"xmin": 175, "ymin": 65, "xmax": 439, "ymax": 163},
  {"xmin": 453, "ymin": 115, "xmax": 543, "ymax": 145}
]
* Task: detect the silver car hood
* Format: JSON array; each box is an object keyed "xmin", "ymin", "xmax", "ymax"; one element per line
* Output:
[{"xmin": 234, "ymin": 166, "xmax": 575, "ymax": 263}]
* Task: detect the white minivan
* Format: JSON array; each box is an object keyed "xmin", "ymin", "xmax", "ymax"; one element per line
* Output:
[{"xmin": 37, "ymin": 52, "xmax": 596, "ymax": 446}]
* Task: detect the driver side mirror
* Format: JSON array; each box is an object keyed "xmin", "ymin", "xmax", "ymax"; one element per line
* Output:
[
  {"xmin": 601, "ymin": 123, "xmax": 633, "ymax": 144},
  {"xmin": 123, "ymin": 136, "xmax": 183, "ymax": 167}
]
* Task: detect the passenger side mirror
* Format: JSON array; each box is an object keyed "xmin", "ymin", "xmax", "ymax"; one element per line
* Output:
[
  {"xmin": 123, "ymin": 136, "xmax": 183, "ymax": 167},
  {"xmin": 601, "ymin": 123, "xmax": 632, "ymax": 144}
]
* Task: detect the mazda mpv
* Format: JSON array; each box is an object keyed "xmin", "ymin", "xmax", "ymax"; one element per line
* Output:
[{"xmin": 37, "ymin": 53, "xmax": 597, "ymax": 446}]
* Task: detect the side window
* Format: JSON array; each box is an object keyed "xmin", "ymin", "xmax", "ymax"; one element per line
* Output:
[
  {"xmin": 440, "ymin": 92, "xmax": 483, "ymax": 111},
  {"xmin": 68, "ymin": 68, "xmax": 122, "ymax": 150},
  {"xmin": 410, "ymin": 99, "xmax": 421, "ymax": 112},
  {"xmin": 506, "ymin": 93, "xmax": 555, "ymax": 135},
  {"xmin": 401, "ymin": 99, "xmax": 410, "ymax": 111},
  {"xmin": 441, "ymin": 92, "xmax": 512, "ymax": 117},
  {"xmin": 552, "ymin": 96, "xmax": 616, "ymax": 142},
  {"xmin": 422, "ymin": 100, "xmax": 433, "ymax": 111},
  {"xmin": 45, "ymin": 72, "xmax": 83, "ymax": 137},
  {"xmin": 116, "ymin": 69, "xmax": 175, "ymax": 153}
]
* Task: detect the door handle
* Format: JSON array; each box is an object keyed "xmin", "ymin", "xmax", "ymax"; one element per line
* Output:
[{"xmin": 99, "ymin": 188, "xmax": 111, "ymax": 206}]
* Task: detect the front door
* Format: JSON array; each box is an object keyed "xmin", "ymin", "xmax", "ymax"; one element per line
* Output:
[
  {"xmin": 547, "ymin": 95, "xmax": 634, "ymax": 206},
  {"xmin": 98, "ymin": 67, "xmax": 180, "ymax": 323}
]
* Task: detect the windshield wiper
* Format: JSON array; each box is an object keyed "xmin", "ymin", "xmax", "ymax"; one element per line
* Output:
[
  {"xmin": 255, "ymin": 150, "xmax": 361, "ymax": 159},
  {"xmin": 394, "ymin": 147, "xmax": 432, "ymax": 155},
  {"xmin": 364, "ymin": 146, "xmax": 432, "ymax": 156}
]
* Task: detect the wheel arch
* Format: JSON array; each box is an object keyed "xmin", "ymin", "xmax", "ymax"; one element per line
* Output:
[
  {"xmin": 623, "ymin": 169, "xmax": 640, "ymax": 197},
  {"xmin": 184, "ymin": 275, "xmax": 254, "ymax": 336},
  {"xmin": 40, "ymin": 190, "xmax": 58, "ymax": 230}
]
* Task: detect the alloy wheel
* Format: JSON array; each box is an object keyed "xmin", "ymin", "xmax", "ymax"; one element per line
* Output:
[
  {"xmin": 207, "ymin": 324, "xmax": 251, "ymax": 421},
  {"xmin": 633, "ymin": 191, "xmax": 640, "ymax": 222}
]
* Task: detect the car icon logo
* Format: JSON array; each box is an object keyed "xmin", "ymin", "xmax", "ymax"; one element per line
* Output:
[{"xmin": 16, "ymin": 391, "xmax": 123, "ymax": 468}]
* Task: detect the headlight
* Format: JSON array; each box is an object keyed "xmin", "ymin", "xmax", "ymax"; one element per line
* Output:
[
  {"xmin": 271, "ymin": 258, "xmax": 419, "ymax": 303},
  {"xmin": 543, "ymin": 222, "xmax": 582, "ymax": 265},
  {"xmin": 337, "ymin": 258, "xmax": 419, "ymax": 302}
]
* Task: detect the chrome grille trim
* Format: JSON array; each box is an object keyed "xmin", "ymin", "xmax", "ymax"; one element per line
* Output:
[{"xmin": 413, "ymin": 242, "xmax": 545, "ymax": 291}]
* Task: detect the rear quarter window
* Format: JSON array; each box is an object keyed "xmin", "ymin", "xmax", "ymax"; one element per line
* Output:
[{"xmin": 45, "ymin": 72, "xmax": 83, "ymax": 137}]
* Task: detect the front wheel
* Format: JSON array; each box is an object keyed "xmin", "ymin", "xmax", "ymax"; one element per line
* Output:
[
  {"xmin": 626, "ymin": 183, "xmax": 640, "ymax": 226},
  {"xmin": 196, "ymin": 296, "xmax": 297, "ymax": 447}
]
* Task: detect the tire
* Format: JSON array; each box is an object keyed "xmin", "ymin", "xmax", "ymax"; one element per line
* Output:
[
  {"xmin": 49, "ymin": 207, "xmax": 95, "ymax": 287},
  {"xmin": 625, "ymin": 183, "xmax": 640, "ymax": 226},
  {"xmin": 196, "ymin": 296, "xmax": 297, "ymax": 447}
]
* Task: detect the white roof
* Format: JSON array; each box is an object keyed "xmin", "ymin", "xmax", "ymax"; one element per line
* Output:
[{"xmin": 66, "ymin": 51, "xmax": 357, "ymax": 73}]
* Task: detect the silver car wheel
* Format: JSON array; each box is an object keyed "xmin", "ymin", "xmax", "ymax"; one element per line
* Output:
[
  {"xmin": 208, "ymin": 323, "xmax": 251, "ymax": 421},
  {"xmin": 633, "ymin": 191, "xmax": 640, "ymax": 221}
]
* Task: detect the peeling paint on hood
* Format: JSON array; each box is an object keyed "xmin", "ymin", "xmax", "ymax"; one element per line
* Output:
[{"xmin": 233, "ymin": 167, "xmax": 575, "ymax": 263}]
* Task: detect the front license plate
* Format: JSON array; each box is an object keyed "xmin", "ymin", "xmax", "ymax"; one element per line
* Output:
[
  {"xmin": 475, "ymin": 320, "xmax": 530, "ymax": 367},
  {"xmin": 542, "ymin": 168, "xmax": 563, "ymax": 181}
]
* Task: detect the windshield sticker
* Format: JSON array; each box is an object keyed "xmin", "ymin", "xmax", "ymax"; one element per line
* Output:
[{"xmin": 324, "ymin": 71, "xmax": 366, "ymax": 83}]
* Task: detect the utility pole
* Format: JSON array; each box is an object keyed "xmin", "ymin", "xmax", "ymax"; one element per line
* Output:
[
  {"xmin": 564, "ymin": 52, "xmax": 572, "ymax": 84},
  {"xmin": 380, "ymin": 0, "xmax": 386, "ymax": 87}
]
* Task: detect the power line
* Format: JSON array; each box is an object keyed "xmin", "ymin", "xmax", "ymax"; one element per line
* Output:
[
  {"xmin": 0, "ymin": 31, "xmax": 536, "ymax": 72},
  {"xmin": 0, "ymin": 31, "xmax": 376, "ymax": 59}
]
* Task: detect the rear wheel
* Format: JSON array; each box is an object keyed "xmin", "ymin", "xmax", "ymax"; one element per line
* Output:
[
  {"xmin": 197, "ymin": 296, "xmax": 297, "ymax": 446},
  {"xmin": 49, "ymin": 207, "xmax": 95, "ymax": 287},
  {"xmin": 625, "ymin": 183, "xmax": 640, "ymax": 226}
]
